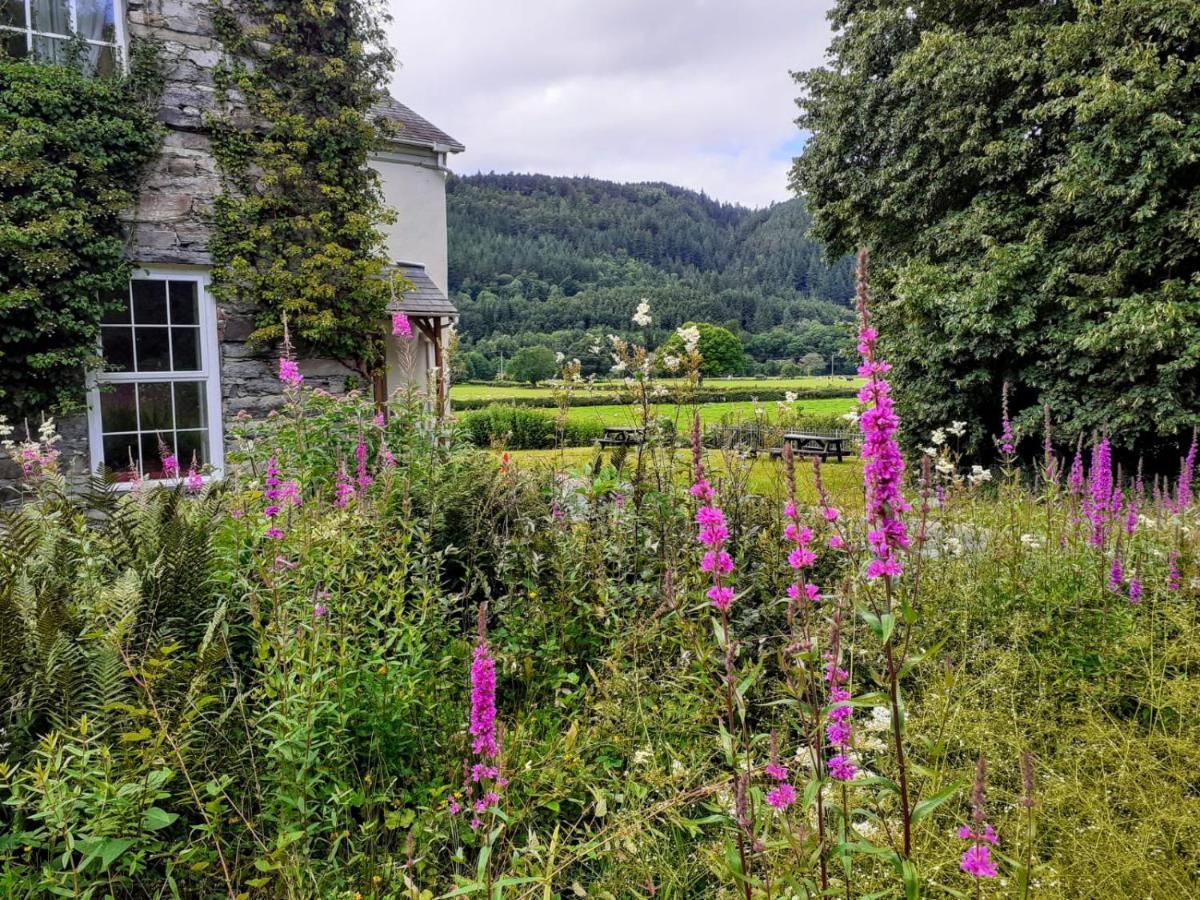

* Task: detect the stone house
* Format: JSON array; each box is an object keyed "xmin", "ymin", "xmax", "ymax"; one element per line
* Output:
[{"xmin": 1, "ymin": 0, "xmax": 463, "ymax": 482}]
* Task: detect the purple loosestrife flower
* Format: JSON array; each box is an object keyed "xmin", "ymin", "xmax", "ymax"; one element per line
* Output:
[
  {"xmin": 1087, "ymin": 438, "xmax": 1113, "ymax": 547},
  {"xmin": 354, "ymin": 436, "xmax": 374, "ymax": 491},
  {"xmin": 960, "ymin": 757, "xmax": 999, "ymax": 879},
  {"xmin": 1109, "ymin": 557, "xmax": 1124, "ymax": 591},
  {"xmin": 1177, "ymin": 432, "xmax": 1197, "ymax": 510},
  {"xmin": 854, "ymin": 250, "xmax": 910, "ymax": 581},
  {"xmin": 691, "ymin": 415, "xmax": 735, "ymax": 611},
  {"xmin": 1168, "ymin": 552, "xmax": 1181, "ymax": 591},
  {"xmin": 392, "ymin": 312, "xmax": 414, "ymax": 338},
  {"xmin": 333, "ymin": 463, "xmax": 355, "ymax": 508},
  {"xmin": 766, "ymin": 783, "xmax": 796, "ymax": 811},
  {"xmin": 1128, "ymin": 574, "xmax": 1142, "ymax": 604},
  {"xmin": 469, "ymin": 608, "xmax": 498, "ymax": 759},
  {"xmin": 1068, "ymin": 447, "xmax": 1085, "ymax": 497},
  {"xmin": 998, "ymin": 381, "xmax": 1016, "ymax": 456},
  {"xmin": 278, "ymin": 357, "xmax": 303, "ymax": 388},
  {"xmin": 824, "ymin": 652, "xmax": 856, "ymax": 782}
]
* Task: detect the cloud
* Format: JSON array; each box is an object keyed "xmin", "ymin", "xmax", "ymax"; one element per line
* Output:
[{"xmin": 385, "ymin": 0, "xmax": 834, "ymax": 207}]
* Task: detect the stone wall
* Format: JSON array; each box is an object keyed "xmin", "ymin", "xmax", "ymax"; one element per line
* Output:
[{"xmin": 1, "ymin": 1, "xmax": 355, "ymax": 491}]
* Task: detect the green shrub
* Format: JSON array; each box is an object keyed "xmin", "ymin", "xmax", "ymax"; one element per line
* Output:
[{"xmin": 458, "ymin": 405, "xmax": 603, "ymax": 448}]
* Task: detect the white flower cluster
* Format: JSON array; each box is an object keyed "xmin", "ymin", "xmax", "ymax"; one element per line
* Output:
[
  {"xmin": 784, "ymin": 391, "xmax": 798, "ymax": 403},
  {"xmin": 677, "ymin": 325, "xmax": 701, "ymax": 355},
  {"xmin": 631, "ymin": 299, "xmax": 652, "ymax": 328},
  {"xmin": 968, "ymin": 465, "xmax": 993, "ymax": 485}
]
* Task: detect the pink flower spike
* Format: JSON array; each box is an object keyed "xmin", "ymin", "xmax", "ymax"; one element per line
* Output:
[
  {"xmin": 392, "ymin": 312, "xmax": 413, "ymax": 338},
  {"xmin": 766, "ymin": 783, "xmax": 796, "ymax": 811}
]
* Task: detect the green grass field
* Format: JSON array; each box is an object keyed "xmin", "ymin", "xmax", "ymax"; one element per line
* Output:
[
  {"xmin": 561, "ymin": 397, "xmax": 856, "ymax": 429},
  {"xmin": 449, "ymin": 375, "xmax": 861, "ymax": 403},
  {"xmin": 503, "ymin": 447, "xmax": 864, "ymax": 504}
]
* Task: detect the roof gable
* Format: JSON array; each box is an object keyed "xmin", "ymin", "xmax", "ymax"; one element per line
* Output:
[{"xmin": 371, "ymin": 96, "xmax": 465, "ymax": 154}]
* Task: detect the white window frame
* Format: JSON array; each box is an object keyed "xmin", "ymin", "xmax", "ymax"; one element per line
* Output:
[
  {"xmin": 87, "ymin": 266, "xmax": 226, "ymax": 484},
  {"xmin": 0, "ymin": 0, "xmax": 128, "ymax": 73}
]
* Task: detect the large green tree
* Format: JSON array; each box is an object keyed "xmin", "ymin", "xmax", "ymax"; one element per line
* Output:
[{"xmin": 792, "ymin": 0, "xmax": 1200, "ymax": 455}]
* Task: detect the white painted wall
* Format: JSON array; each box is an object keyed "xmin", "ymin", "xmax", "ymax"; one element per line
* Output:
[{"xmin": 370, "ymin": 146, "xmax": 450, "ymax": 295}]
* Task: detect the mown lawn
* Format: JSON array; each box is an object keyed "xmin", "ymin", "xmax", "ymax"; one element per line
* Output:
[
  {"xmin": 502, "ymin": 446, "xmax": 865, "ymax": 505},
  {"xmin": 560, "ymin": 397, "xmax": 857, "ymax": 430}
]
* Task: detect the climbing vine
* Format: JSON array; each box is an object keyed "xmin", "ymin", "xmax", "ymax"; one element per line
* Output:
[
  {"xmin": 210, "ymin": 0, "xmax": 402, "ymax": 378},
  {"xmin": 0, "ymin": 45, "xmax": 162, "ymax": 418}
]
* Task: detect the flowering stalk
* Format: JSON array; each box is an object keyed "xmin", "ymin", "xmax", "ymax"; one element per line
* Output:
[
  {"xmin": 1177, "ymin": 431, "xmax": 1197, "ymax": 511},
  {"xmin": 959, "ymin": 757, "xmax": 999, "ymax": 888},
  {"xmin": 997, "ymin": 381, "xmax": 1016, "ymax": 458},
  {"xmin": 1020, "ymin": 751, "xmax": 1036, "ymax": 900},
  {"xmin": 854, "ymin": 248, "xmax": 914, "ymax": 855},
  {"xmin": 690, "ymin": 414, "xmax": 751, "ymax": 898}
]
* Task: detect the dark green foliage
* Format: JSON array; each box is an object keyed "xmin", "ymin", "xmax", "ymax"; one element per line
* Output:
[
  {"xmin": 658, "ymin": 322, "xmax": 749, "ymax": 377},
  {"xmin": 448, "ymin": 173, "xmax": 857, "ymax": 372},
  {"xmin": 793, "ymin": 0, "xmax": 1200, "ymax": 454},
  {"xmin": 209, "ymin": 0, "xmax": 398, "ymax": 376},
  {"xmin": 0, "ymin": 53, "xmax": 161, "ymax": 417},
  {"xmin": 506, "ymin": 345, "xmax": 558, "ymax": 386}
]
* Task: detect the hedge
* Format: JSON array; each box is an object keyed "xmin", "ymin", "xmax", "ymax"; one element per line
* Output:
[{"xmin": 452, "ymin": 384, "xmax": 858, "ymax": 411}]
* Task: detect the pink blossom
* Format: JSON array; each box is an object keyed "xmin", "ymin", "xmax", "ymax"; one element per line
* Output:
[
  {"xmin": 766, "ymin": 783, "xmax": 796, "ymax": 810},
  {"xmin": 828, "ymin": 754, "xmax": 857, "ymax": 782},
  {"xmin": 469, "ymin": 638, "xmax": 498, "ymax": 758},
  {"xmin": 855, "ymin": 250, "xmax": 910, "ymax": 581},
  {"xmin": 765, "ymin": 762, "xmax": 788, "ymax": 781},
  {"xmin": 961, "ymin": 845, "xmax": 999, "ymax": 878},
  {"xmin": 706, "ymin": 585, "xmax": 735, "ymax": 609},
  {"xmin": 392, "ymin": 312, "xmax": 413, "ymax": 338},
  {"xmin": 278, "ymin": 357, "xmax": 303, "ymax": 388},
  {"xmin": 185, "ymin": 466, "xmax": 203, "ymax": 493}
]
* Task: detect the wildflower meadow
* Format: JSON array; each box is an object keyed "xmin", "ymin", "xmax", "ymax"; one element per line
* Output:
[{"xmin": 1, "ymin": 257, "xmax": 1198, "ymax": 899}]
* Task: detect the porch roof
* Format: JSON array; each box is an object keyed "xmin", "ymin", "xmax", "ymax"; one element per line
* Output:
[{"xmin": 387, "ymin": 263, "xmax": 458, "ymax": 319}]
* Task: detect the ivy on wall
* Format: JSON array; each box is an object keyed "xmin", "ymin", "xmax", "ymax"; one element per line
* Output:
[
  {"xmin": 210, "ymin": 0, "xmax": 402, "ymax": 378},
  {"xmin": 0, "ymin": 46, "xmax": 162, "ymax": 418}
]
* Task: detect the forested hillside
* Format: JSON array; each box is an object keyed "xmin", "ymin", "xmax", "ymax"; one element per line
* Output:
[{"xmin": 446, "ymin": 173, "xmax": 857, "ymax": 375}]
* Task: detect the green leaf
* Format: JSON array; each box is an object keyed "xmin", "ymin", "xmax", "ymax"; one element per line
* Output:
[
  {"xmin": 142, "ymin": 807, "xmax": 179, "ymax": 832},
  {"xmin": 912, "ymin": 781, "xmax": 964, "ymax": 825}
]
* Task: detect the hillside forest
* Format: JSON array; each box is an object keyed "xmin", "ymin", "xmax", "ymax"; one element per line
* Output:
[{"xmin": 446, "ymin": 173, "xmax": 857, "ymax": 378}]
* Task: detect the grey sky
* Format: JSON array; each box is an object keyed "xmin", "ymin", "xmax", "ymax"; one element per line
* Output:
[{"xmin": 385, "ymin": 1, "xmax": 836, "ymax": 208}]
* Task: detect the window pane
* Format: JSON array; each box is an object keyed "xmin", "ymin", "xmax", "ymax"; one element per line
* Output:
[
  {"xmin": 30, "ymin": 0, "xmax": 70, "ymax": 34},
  {"xmin": 172, "ymin": 327, "xmax": 201, "ymax": 371},
  {"xmin": 173, "ymin": 382, "xmax": 207, "ymax": 430},
  {"xmin": 132, "ymin": 279, "xmax": 168, "ymax": 325},
  {"xmin": 176, "ymin": 430, "xmax": 208, "ymax": 470},
  {"xmin": 141, "ymin": 433, "xmax": 175, "ymax": 480},
  {"xmin": 168, "ymin": 281, "xmax": 198, "ymax": 325},
  {"xmin": 101, "ymin": 293, "xmax": 131, "ymax": 324},
  {"xmin": 136, "ymin": 382, "xmax": 173, "ymax": 432},
  {"xmin": 76, "ymin": 1, "xmax": 116, "ymax": 41},
  {"xmin": 101, "ymin": 326, "xmax": 134, "ymax": 371},
  {"xmin": 1, "ymin": 30, "xmax": 26, "ymax": 59},
  {"xmin": 134, "ymin": 327, "xmax": 170, "ymax": 371},
  {"xmin": 87, "ymin": 43, "xmax": 116, "ymax": 78},
  {"xmin": 31, "ymin": 33, "xmax": 68, "ymax": 62},
  {"xmin": 99, "ymin": 383, "xmax": 137, "ymax": 433},
  {"xmin": 103, "ymin": 433, "xmax": 141, "ymax": 479},
  {"xmin": 0, "ymin": 1, "xmax": 26, "ymax": 28}
]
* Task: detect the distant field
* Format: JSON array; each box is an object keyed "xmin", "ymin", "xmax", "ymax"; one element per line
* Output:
[
  {"xmin": 450, "ymin": 375, "xmax": 862, "ymax": 403},
  {"xmin": 502, "ymin": 447, "xmax": 864, "ymax": 504},
  {"xmin": 561, "ymin": 397, "xmax": 856, "ymax": 430}
]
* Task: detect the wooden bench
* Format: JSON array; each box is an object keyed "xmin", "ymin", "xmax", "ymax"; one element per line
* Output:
[
  {"xmin": 770, "ymin": 432, "xmax": 848, "ymax": 463},
  {"xmin": 598, "ymin": 426, "xmax": 646, "ymax": 447}
]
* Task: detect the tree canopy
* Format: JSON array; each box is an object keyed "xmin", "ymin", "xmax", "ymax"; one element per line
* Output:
[
  {"xmin": 658, "ymin": 323, "xmax": 748, "ymax": 378},
  {"xmin": 507, "ymin": 346, "xmax": 558, "ymax": 386},
  {"xmin": 792, "ymin": 0, "xmax": 1200, "ymax": 456}
]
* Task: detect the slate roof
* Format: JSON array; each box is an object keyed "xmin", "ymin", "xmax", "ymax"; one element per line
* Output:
[
  {"xmin": 388, "ymin": 263, "xmax": 458, "ymax": 318},
  {"xmin": 370, "ymin": 95, "xmax": 465, "ymax": 153}
]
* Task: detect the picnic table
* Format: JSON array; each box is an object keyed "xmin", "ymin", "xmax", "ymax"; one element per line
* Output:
[
  {"xmin": 598, "ymin": 426, "xmax": 646, "ymax": 448},
  {"xmin": 771, "ymin": 432, "xmax": 848, "ymax": 463}
]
